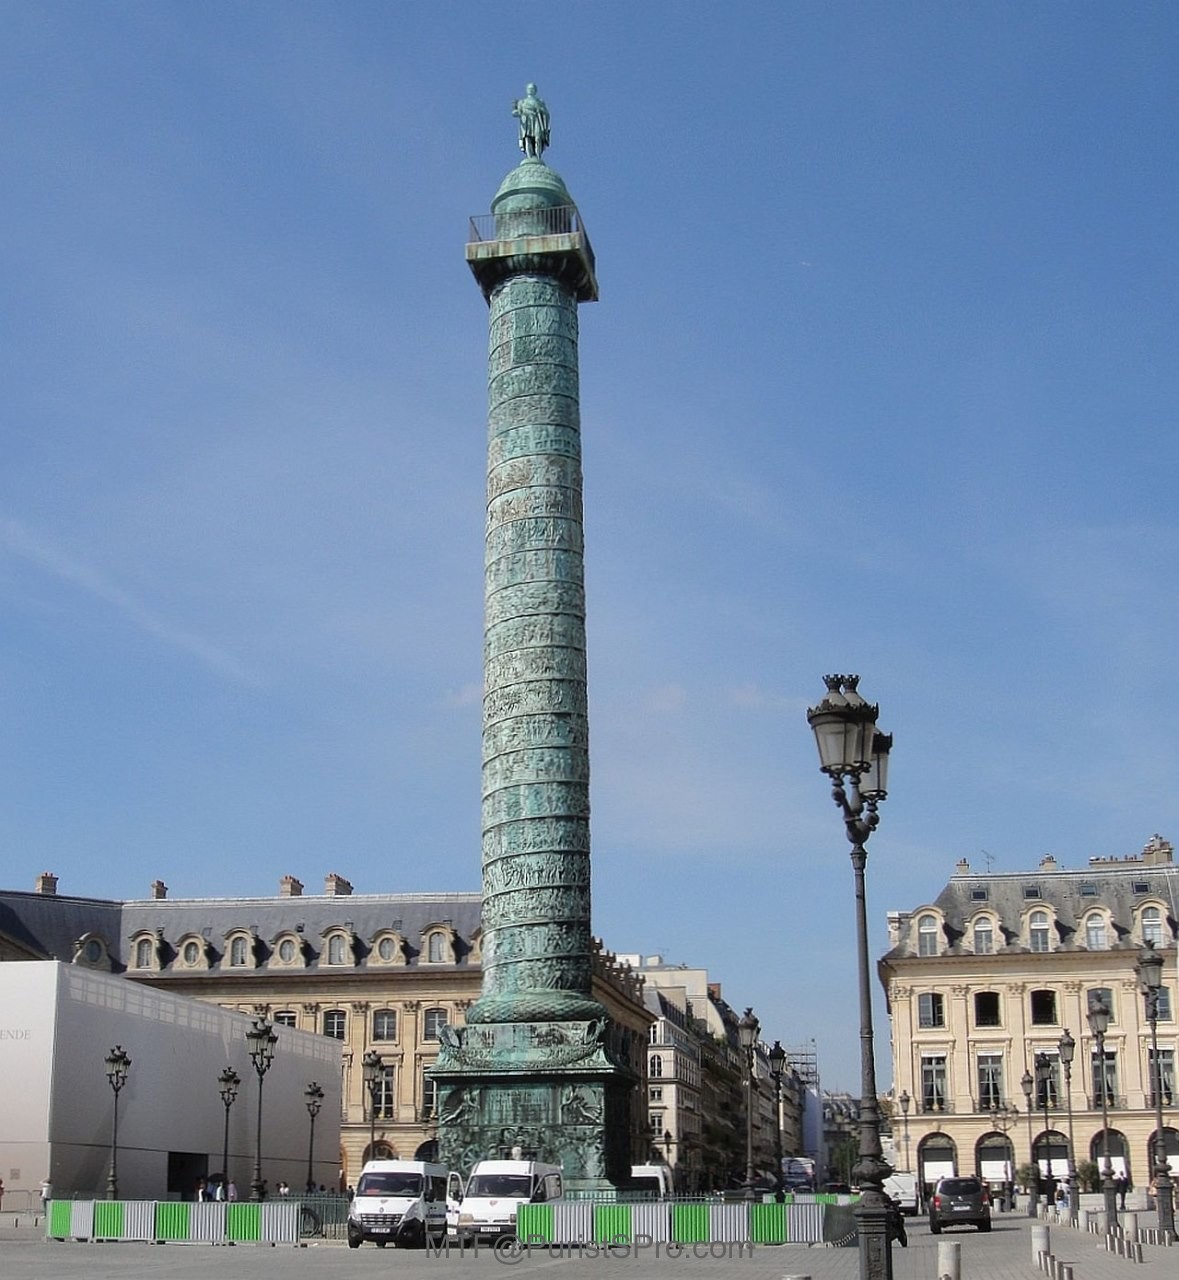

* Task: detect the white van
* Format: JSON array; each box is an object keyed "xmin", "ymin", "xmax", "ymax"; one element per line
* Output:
[
  {"xmin": 630, "ymin": 1164, "xmax": 674, "ymax": 1197},
  {"xmin": 347, "ymin": 1159, "xmax": 449, "ymax": 1249},
  {"xmin": 883, "ymin": 1171, "xmax": 920, "ymax": 1215},
  {"xmin": 449, "ymin": 1159, "xmax": 563, "ymax": 1243}
]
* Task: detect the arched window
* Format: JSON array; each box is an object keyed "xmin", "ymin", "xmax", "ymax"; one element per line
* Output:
[
  {"xmin": 327, "ymin": 934, "xmax": 347, "ymax": 965},
  {"xmin": 423, "ymin": 1008, "xmax": 449, "ymax": 1041},
  {"xmin": 1085, "ymin": 914, "xmax": 1107, "ymax": 950},
  {"xmin": 426, "ymin": 932, "xmax": 448, "ymax": 963},
  {"xmin": 650, "ymin": 1054, "xmax": 663, "ymax": 1078},
  {"xmin": 134, "ymin": 938, "xmax": 153, "ymax": 969},
  {"xmin": 973, "ymin": 918, "xmax": 994, "ymax": 955},
  {"xmin": 376, "ymin": 935, "xmax": 401, "ymax": 963},
  {"xmin": 917, "ymin": 915, "xmax": 939, "ymax": 957},
  {"xmin": 1029, "ymin": 911, "xmax": 1051, "ymax": 953},
  {"xmin": 277, "ymin": 937, "xmax": 297, "ymax": 963},
  {"xmin": 1143, "ymin": 906, "xmax": 1164, "ymax": 946},
  {"xmin": 373, "ymin": 1009, "xmax": 398, "ymax": 1041},
  {"xmin": 182, "ymin": 939, "xmax": 201, "ymax": 966},
  {"xmin": 229, "ymin": 936, "xmax": 249, "ymax": 967}
]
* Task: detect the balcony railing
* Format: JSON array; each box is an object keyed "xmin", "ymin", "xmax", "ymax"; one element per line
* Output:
[
  {"xmin": 920, "ymin": 1098, "xmax": 955, "ymax": 1115},
  {"xmin": 469, "ymin": 205, "xmax": 589, "ymax": 244},
  {"xmin": 1086, "ymin": 1094, "xmax": 1127, "ymax": 1110}
]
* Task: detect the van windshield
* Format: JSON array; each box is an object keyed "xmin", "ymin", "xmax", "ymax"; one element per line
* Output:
[
  {"xmin": 465, "ymin": 1174, "xmax": 532, "ymax": 1198},
  {"xmin": 357, "ymin": 1172, "xmax": 423, "ymax": 1197},
  {"xmin": 630, "ymin": 1177, "xmax": 662, "ymax": 1195}
]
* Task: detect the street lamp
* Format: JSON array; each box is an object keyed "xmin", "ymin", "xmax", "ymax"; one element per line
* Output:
[
  {"xmin": 989, "ymin": 1103, "xmax": 1018, "ymax": 1211},
  {"xmin": 738, "ymin": 1008, "xmax": 759, "ymax": 1201},
  {"xmin": 304, "ymin": 1082, "xmax": 324, "ymax": 1195},
  {"xmin": 245, "ymin": 1017, "xmax": 278, "ymax": 1201},
  {"xmin": 362, "ymin": 1049, "xmax": 383, "ymax": 1160},
  {"xmin": 1086, "ymin": 992, "xmax": 1118, "ymax": 1229},
  {"xmin": 1058, "ymin": 1030, "xmax": 1078, "ymax": 1226},
  {"xmin": 217, "ymin": 1066, "xmax": 240, "ymax": 1198},
  {"xmin": 898, "ymin": 1090, "xmax": 911, "ymax": 1175},
  {"xmin": 808, "ymin": 674, "xmax": 893, "ymax": 1280},
  {"xmin": 104, "ymin": 1045, "xmax": 132, "ymax": 1200},
  {"xmin": 1137, "ymin": 941, "xmax": 1175, "ymax": 1240},
  {"xmin": 1035, "ymin": 1053, "xmax": 1054, "ymax": 1207},
  {"xmin": 769, "ymin": 1041, "xmax": 788, "ymax": 1202},
  {"xmin": 1021, "ymin": 1068, "xmax": 1037, "ymax": 1215}
]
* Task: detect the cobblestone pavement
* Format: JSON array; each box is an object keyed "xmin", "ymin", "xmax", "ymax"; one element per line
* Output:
[{"xmin": 0, "ymin": 1211, "xmax": 1173, "ymax": 1280}]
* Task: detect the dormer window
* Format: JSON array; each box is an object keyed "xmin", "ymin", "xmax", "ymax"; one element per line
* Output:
[
  {"xmin": 1142, "ymin": 906, "xmax": 1164, "ymax": 946},
  {"xmin": 1029, "ymin": 910, "xmax": 1051, "ymax": 953},
  {"xmin": 422, "ymin": 927, "xmax": 454, "ymax": 964},
  {"xmin": 135, "ymin": 938, "xmax": 153, "ymax": 968},
  {"xmin": 229, "ymin": 935, "xmax": 250, "ymax": 967},
  {"xmin": 371, "ymin": 932, "xmax": 406, "ymax": 965},
  {"xmin": 917, "ymin": 914, "xmax": 939, "ymax": 957},
  {"xmin": 1085, "ymin": 913, "xmax": 1108, "ymax": 951},
  {"xmin": 1023, "ymin": 886, "xmax": 1042, "ymax": 900},
  {"xmin": 73, "ymin": 933, "xmax": 112, "ymax": 970},
  {"xmin": 973, "ymin": 918, "xmax": 994, "ymax": 955},
  {"xmin": 326, "ymin": 934, "xmax": 348, "ymax": 966}
]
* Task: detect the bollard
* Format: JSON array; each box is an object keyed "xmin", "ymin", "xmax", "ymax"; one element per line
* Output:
[
  {"xmin": 1123, "ymin": 1211, "xmax": 1138, "ymax": 1239},
  {"xmin": 1060, "ymin": 1265, "xmax": 1074, "ymax": 1280},
  {"xmin": 1032, "ymin": 1222, "xmax": 1051, "ymax": 1263},
  {"xmin": 937, "ymin": 1238, "xmax": 961, "ymax": 1280},
  {"xmin": 1077, "ymin": 1208, "xmax": 1089, "ymax": 1232}
]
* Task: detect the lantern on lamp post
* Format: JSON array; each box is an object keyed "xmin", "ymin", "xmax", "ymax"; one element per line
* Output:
[
  {"xmin": 1086, "ymin": 992, "xmax": 1118, "ymax": 1229},
  {"xmin": 245, "ymin": 1017, "xmax": 278, "ymax": 1202},
  {"xmin": 738, "ymin": 1008, "xmax": 759, "ymax": 1201},
  {"xmin": 104, "ymin": 1045, "xmax": 132, "ymax": 1200},
  {"xmin": 807, "ymin": 674, "xmax": 893, "ymax": 1280},
  {"xmin": 1137, "ymin": 941, "xmax": 1175, "ymax": 1240}
]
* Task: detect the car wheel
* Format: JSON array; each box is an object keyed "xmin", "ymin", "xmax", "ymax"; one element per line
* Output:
[
  {"xmin": 375, "ymin": 1240, "xmax": 387, "ymax": 1248},
  {"xmin": 929, "ymin": 1220, "xmax": 941, "ymax": 1234},
  {"xmin": 979, "ymin": 1220, "xmax": 991, "ymax": 1232},
  {"xmin": 347, "ymin": 1236, "xmax": 361, "ymax": 1249}
]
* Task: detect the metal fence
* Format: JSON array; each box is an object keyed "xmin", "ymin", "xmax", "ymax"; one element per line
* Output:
[{"xmin": 468, "ymin": 206, "xmax": 587, "ymax": 244}]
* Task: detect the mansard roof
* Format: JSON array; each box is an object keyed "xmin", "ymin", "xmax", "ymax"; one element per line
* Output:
[{"xmin": 0, "ymin": 885, "xmax": 482, "ymax": 974}]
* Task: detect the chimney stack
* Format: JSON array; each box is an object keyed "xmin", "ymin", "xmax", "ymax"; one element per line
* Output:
[
  {"xmin": 280, "ymin": 875, "xmax": 304, "ymax": 897},
  {"xmin": 35, "ymin": 872, "xmax": 58, "ymax": 896},
  {"xmin": 324, "ymin": 873, "xmax": 353, "ymax": 897},
  {"xmin": 150, "ymin": 880, "xmax": 168, "ymax": 900}
]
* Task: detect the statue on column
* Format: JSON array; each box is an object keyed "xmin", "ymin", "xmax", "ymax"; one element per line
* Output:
[{"xmin": 512, "ymin": 83, "xmax": 550, "ymax": 159}]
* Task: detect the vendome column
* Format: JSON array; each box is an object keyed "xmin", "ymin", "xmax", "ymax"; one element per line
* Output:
[{"xmin": 432, "ymin": 88, "xmax": 633, "ymax": 1189}]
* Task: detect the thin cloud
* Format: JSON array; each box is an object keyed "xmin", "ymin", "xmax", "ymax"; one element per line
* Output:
[{"xmin": 0, "ymin": 516, "xmax": 255, "ymax": 684}]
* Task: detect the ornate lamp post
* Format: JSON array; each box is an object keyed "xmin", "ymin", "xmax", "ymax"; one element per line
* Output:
[
  {"xmin": 1035, "ymin": 1052, "xmax": 1054, "ymax": 1203},
  {"xmin": 1086, "ymin": 993, "xmax": 1118, "ymax": 1228},
  {"xmin": 769, "ymin": 1040, "xmax": 788, "ymax": 1202},
  {"xmin": 1137, "ymin": 941, "xmax": 1175, "ymax": 1240},
  {"xmin": 738, "ymin": 1008, "xmax": 759, "ymax": 1201},
  {"xmin": 1057, "ymin": 1030, "xmax": 1078, "ymax": 1225},
  {"xmin": 304, "ymin": 1082, "xmax": 324, "ymax": 1195},
  {"xmin": 104, "ymin": 1045, "xmax": 132, "ymax": 1199},
  {"xmin": 245, "ymin": 1017, "xmax": 278, "ymax": 1201},
  {"xmin": 807, "ymin": 674, "xmax": 893, "ymax": 1280},
  {"xmin": 217, "ymin": 1066, "xmax": 240, "ymax": 1197},
  {"xmin": 898, "ymin": 1090, "xmax": 911, "ymax": 1174},
  {"xmin": 989, "ymin": 1103, "xmax": 1018, "ymax": 1211},
  {"xmin": 1021, "ymin": 1068, "xmax": 1037, "ymax": 1215},
  {"xmin": 362, "ymin": 1049, "xmax": 383, "ymax": 1160}
]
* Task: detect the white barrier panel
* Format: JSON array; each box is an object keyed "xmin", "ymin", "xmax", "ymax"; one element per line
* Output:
[
  {"xmin": 69, "ymin": 1201, "xmax": 94, "ymax": 1239},
  {"xmin": 123, "ymin": 1201, "xmax": 155, "ymax": 1241},
  {"xmin": 261, "ymin": 1201, "xmax": 299, "ymax": 1244},
  {"xmin": 709, "ymin": 1201, "xmax": 749, "ymax": 1243},
  {"xmin": 787, "ymin": 1203, "xmax": 825, "ymax": 1243},
  {"xmin": 630, "ymin": 1202, "xmax": 671, "ymax": 1242},
  {"xmin": 191, "ymin": 1200, "xmax": 227, "ymax": 1242},
  {"xmin": 551, "ymin": 1201, "xmax": 593, "ymax": 1243}
]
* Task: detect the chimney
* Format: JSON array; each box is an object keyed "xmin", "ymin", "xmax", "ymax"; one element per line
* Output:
[
  {"xmin": 1039, "ymin": 854, "xmax": 1058, "ymax": 871},
  {"xmin": 35, "ymin": 872, "xmax": 58, "ymax": 896},
  {"xmin": 955, "ymin": 858, "xmax": 971, "ymax": 876},
  {"xmin": 150, "ymin": 880, "xmax": 168, "ymax": 900},
  {"xmin": 280, "ymin": 875, "xmax": 304, "ymax": 897},
  {"xmin": 324, "ymin": 873, "xmax": 353, "ymax": 897},
  {"xmin": 1142, "ymin": 835, "xmax": 1174, "ymax": 866}
]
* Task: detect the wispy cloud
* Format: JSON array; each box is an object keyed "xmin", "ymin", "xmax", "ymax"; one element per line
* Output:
[{"xmin": 0, "ymin": 516, "xmax": 255, "ymax": 684}]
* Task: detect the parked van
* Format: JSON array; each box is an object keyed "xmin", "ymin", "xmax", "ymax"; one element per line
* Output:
[
  {"xmin": 883, "ymin": 1171, "xmax": 920, "ymax": 1216},
  {"xmin": 347, "ymin": 1159, "xmax": 449, "ymax": 1249},
  {"xmin": 449, "ymin": 1159, "xmax": 563, "ymax": 1243},
  {"xmin": 630, "ymin": 1164, "xmax": 674, "ymax": 1197}
]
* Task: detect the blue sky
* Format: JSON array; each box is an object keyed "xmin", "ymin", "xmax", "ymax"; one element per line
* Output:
[{"xmin": 1, "ymin": 2, "xmax": 1176, "ymax": 1092}]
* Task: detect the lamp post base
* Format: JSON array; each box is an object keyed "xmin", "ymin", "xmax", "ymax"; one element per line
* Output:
[
  {"xmin": 854, "ymin": 1192, "xmax": 894, "ymax": 1280},
  {"xmin": 1103, "ymin": 1177, "xmax": 1118, "ymax": 1231},
  {"xmin": 1155, "ymin": 1169, "xmax": 1174, "ymax": 1241}
]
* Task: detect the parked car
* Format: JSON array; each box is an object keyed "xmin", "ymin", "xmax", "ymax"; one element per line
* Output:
[{"xmin": 928, "ymin": 1176, "xmax": 991, "ymax": 1233}]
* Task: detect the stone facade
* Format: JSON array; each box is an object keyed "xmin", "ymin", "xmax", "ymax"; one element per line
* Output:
[
  {"xmin": 0, "ymin": 874, "xmax": 650, "ymax": 1188},
  {"xmin": 880, "ymin": 836, "xmax": 1179, "ymax": 1195}
]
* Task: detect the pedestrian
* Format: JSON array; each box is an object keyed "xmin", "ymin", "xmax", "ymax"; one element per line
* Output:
[
  {"xmin": 1115, "ymin": 1171, "xmax": 1127, "ymax": 1210},
  {"xmin": 195, "ymin": 1177, "xmax": 208, "ymax": 1202},
  {"xmin": 40, "ymin": 1178, "xmax": 52, "ymax": 1208},
  {"xmin": 278, "ymin": 1180, "xmax": 289, "ymax": 1197},
  {"xmin": 227, "ymin": 1179, "xmax": 238, "ymax": 1202}
]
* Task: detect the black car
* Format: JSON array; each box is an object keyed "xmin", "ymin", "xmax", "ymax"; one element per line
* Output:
[{"xmin": 928, "ymin": 1176, "xmax": 991, "ymax": 1233}]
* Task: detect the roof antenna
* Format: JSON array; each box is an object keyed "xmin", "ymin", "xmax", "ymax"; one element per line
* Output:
[{"xmin": 981, "ymin": 849, "xmax": 995, "ymax": 873}]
